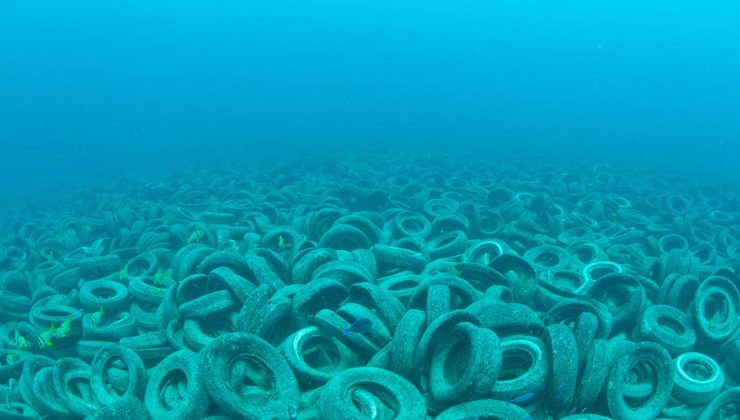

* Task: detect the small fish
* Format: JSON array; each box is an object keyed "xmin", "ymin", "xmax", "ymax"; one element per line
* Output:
[
  {"xmin": 54, "ymin": 318, "xmax": 72, "ymax": 339},
  {"xmin": 145, "ymin": 285, "xmax": 165, "ymax": 297},
  {"xmin": 341, "ymin": 318, "xmax": 373, "ymax": 336},
  {"xmin": 566, "ymin": 406, "xmax": 588, "ymax": 415},
  {"xmin": 152, "ymin": 268, "xmax": 171, "ymax": 285},
  {"xmin": 89, "ymin": 307, "xmax": 105, "ymax": 325},
  {"xmin": 46, "ymin": 250, "xmax": 54, "ymax": 263},
  {"xmin": 277, "ymin": 235, "xmax": 285, "ymax": 251},
  {"xmin": 5, "ymin": 352, "xmax": 19, "ymax": 365},
  {"xmin": 118, "ymin": 267, "xmax": 128, "ymax": 281},
  {"xmin": 187, "ymin": 229, "xmax": 205, "ymax": 244},
  {"xmin": 14, "ymin": 330, "xmax": 30, "ymax": 351},
  {"xmin": 507, "ymin": 391, "xmax": 536, "ymax": 405},
  {"xmin": 434, "ymin": 265, "xmax": 463, "ymax": 277},
  {"xmin": 37, "ymin": 325, "xmax": 56, "ymax": 349}
]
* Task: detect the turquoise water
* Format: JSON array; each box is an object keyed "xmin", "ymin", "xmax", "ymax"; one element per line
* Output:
[
  {"xmin": 1, "ymin": 1, "xmax": 740, "ymax": 419},
  {"xmin": 1, "ymin": 1, "xmax": 739, "ymax": 206}
]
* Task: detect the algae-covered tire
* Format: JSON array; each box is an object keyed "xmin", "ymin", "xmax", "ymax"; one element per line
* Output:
[
  {"xmin": 428, "ymin": 322, "xmax": 501, "ymax": 403},
  {"xmin": 79, "ymin": 279, "xmax": 130, "ymax": 313},
  {"xmin": 201, "ymin": 332, "xmax": 299, "ymax": 420},
  {"xmin": 91, "ymin": 344, "xmax": 147, "ymax": 405},
  {"xmin": 672, "ymin": 352, "xmax": 724, "ymax": 404},
  {"xmin": 86, "ymin": 395, "xmax": 147, "ymax": 420},
  {"xmin": 319, "ymin": 367, "xmax": 425, "ymax": 420},
  {"xmin": 52, "ymin": 358, "xmax": 100, "ymax": 417},
  {"xmin": 434, "ymin": 399, "xmax": 530, "ymax": 420},
  {"xmin": 544, "ymin": 323, "xmax": 578, "ymax": 413},
  {"xmin": 490, "ymin": 335, "xmax": 549, "ymax": 402},
  {"xmin": 606, "ymin": 342, "xmax": 674, "ymax": 419},
  {"xmin": 636, "ymin": 304, "xmax": 696, "ymax": 356},
  {"xmin": 692, "ymin": 276, "xmax": 740, "ymax": 344},
  {"xmin": 144, "ymin": 350, "xmax": 209, "ymax": 420},
  {"xmin": 697, "ymin": 386, "xmax": 740, "ymax": 420},
  {"xmin": 372, "ymin": 244, "xmax": 427, "ymax": 273}
]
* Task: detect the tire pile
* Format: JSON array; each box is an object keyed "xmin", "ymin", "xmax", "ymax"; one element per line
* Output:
[{"xmin": 0, "ymin": 152, "xmax": 738, "ymax": 419}]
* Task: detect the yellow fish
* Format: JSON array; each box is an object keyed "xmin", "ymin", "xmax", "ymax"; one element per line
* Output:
[
  {"xmin": 5, "ymin": 352, "xmax": 19, "ymax": 365},
  {"xmin": 277, "ymin": 235, "xmax": 285, "ymax": 251},
  {"xmin": 37, "ymin": 325, "xmax": 56, "ymax": 349},
  {"xmin": 434, "ymin": 265, "xmax": 463, "ymax": 277},
  {"xmin": 152, "ymin": 268, "xmax": 171, "ymax": 286},
  {"xmin": 54, "ymin": 318, "xmax": 72, "ymax": 339},
  {"xmin": 118, "ymin": 267, "xmax": 128, "ymax": 281},
  {"xmin": 145, "ymin": 285, "xmax": 165, "ymax": 297},
  {"xmin": 186, "ymin": 229, "xmax": 204, "ymax": 244},
  {"xmin": 89, "ymin": 307, "xmax": 105, "ymax": 325},
  {"xmin": 14, "ymin": 330, "xmax": 30, "ymax": 351}
]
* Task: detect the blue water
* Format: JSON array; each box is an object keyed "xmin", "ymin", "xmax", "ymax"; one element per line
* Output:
[{"xmin": 1, "ymin": 0, "xmax": 739, "ymax": 209}]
